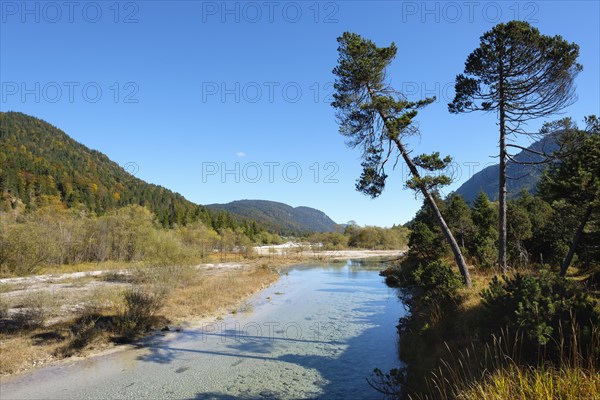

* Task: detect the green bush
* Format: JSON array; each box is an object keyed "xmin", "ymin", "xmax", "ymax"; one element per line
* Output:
[
  {"xmin": 412, "ymin": 260, "xmax": 463, "ymax": 306},
  {"xmin": 468, "ymin": 234, "xmax": 497, "ymax": 269},
  {"xmin": 481, "ymin": 271, "xmax": 598, "ymax": 354},
  {"xmin": 407, "ymin": 222, "xmax": 449, "ymax": 261}
]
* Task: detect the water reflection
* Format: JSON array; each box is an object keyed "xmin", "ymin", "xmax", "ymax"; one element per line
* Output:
[{"xmin": 135, "ymin": 261, "xmax": 406, "ymax": 399}]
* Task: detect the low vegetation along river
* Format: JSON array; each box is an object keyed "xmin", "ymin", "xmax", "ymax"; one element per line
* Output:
[{"xmin": 2, "ymin": 261, "xmax": 407, "ymax": 399}]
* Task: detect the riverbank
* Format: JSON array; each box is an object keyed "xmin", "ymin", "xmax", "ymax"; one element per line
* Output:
[
  {"xmin": 0, "ymin": 250, "xmax": 403, "ymax": 377},
  {"xmin": 1, "ymin": 262, "xmax": 405, "ymax": 399},
  {"xmin": 377, "ymin": 259, "xmax": 600, "ymax": 399}
]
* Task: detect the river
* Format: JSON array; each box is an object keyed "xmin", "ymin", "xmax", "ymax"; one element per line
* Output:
[{"xmin": 1, "ymin": 260, "xmax": 407, "ymax": 399}]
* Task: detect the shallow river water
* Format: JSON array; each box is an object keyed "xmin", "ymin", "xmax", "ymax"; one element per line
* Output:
[{"xmin": 1, "ymin": 261, "xmax": 407, "ymax": 399}]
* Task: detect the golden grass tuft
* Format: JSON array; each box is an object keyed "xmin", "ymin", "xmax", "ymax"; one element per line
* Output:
[
  {"xmin": 457, "ymin": 364, "xmax": 600, "ymax": 400},
  {"xmin": 162, "ymin": 265, "xmax": 279, "ymax": 321},
  {"xmin": 0, "ymin": 333, "xmax": 62, "ymax": 375}
]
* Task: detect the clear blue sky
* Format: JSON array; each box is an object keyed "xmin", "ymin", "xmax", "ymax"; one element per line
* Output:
[{"xmin": 1, "ymin": 1, "xmax": 598, "ymax": 226}]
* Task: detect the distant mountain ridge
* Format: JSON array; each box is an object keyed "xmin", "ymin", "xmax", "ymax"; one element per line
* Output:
[
  {"xmin": 207, "ymin": 200, "xmax": 339, "ymax": 235},
  {"xmin": 455, "ymin": 135, "xmax": 559, "ymax": 203}
]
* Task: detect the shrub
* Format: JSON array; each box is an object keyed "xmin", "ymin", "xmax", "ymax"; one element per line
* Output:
[
  {"xmin": 12, "ymin": 291, "xmax": 53, "ymax": 330},
  {"xmin": 0, "ymin": 298, "xmax": 8, "ymax": 319},
  {"xmin": 412, "ymin": 260, "xmax": 463, "ymax": 306},
  {"xmin": 408, "ymin": 222, "xmax": 448, "ymax": 261},
  {"xmin": 61, "ymin": 313, "xmax": 103, "ymax": 356},
  {"xmin": 481, "ymin": 271, "xmax": 598, "ymax": 357},
  {"xmin": 118, "ymin": 286, "xmax": 167, "ymax": 338},
  {"xmin": 469, "ymin": 234, "xmax": 497, "ymax": 268}
]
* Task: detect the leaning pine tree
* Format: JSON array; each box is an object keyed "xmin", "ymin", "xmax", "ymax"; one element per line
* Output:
[
  {"xmin": 331, "ymin": 32, "xmax": 471, "ymax": 287},
  {"xmin": 448, "ymin": 21, "xmax": 582, "ymax": 273}
]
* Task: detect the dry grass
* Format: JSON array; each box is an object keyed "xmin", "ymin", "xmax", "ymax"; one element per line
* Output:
[
  {"xmin": 0, "ymin": 262, "xmax": 279, "ymax": 376},
  {"xmin": 0, "ymin": 333, "xmax": 64, "ymax": 375},
  {"xmin": 0, "ymin": 286, "xmax": 120, "ymax": 375},
  {"xmin": 163, "ymin": 265, "xmax": 279, "ymax": 321},
  {"xmin": 457, "ymin": 364, "xmax": 600, "ymax": 400},
  {"xmin": 0, "ymin": 282, "xmax": 28, "ymax": 294},
  {"xmin": 410, "ymin": 328, "xmax": 600, "ymax": 400}
]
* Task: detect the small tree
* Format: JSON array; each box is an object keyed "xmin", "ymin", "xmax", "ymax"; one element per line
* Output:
[
  {"xmin": 468, "ymin": 192, "xmax": 498, "ymax": 268},
  {"xmin": 449, "ymin": 21, "xmax": 582, "ymax": 273},
  {"xmin": 332, "ymin": 32, "xmax": 471, "ymax": 286},
  {"xmin": 506, "ymin": 201, "xmax": 533, "ymax": 268},
  {"xmin": 539, "ymin": 116, "xmax": 600, "ymax": 275},
  {"xmin": 443, "ymin": 194, "xmax": 474, "ymax": 250},
  {"xmin": 408, "ymin": 199, "xmax": 450, "ymax": 262}
]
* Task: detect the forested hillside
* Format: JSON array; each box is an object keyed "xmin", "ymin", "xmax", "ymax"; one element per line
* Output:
[
  {"xmin": 0, "ymin": 112, "xmax": 251, "ymax": 232},
  {"xmin": 0, "ymin": 112, "xmax": 206, "ymax": 226}
]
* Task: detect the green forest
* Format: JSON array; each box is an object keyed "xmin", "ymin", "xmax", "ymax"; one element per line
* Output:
[{"xmin": 330, "ymin": 23, "xmax": 599, "ymax": 399}]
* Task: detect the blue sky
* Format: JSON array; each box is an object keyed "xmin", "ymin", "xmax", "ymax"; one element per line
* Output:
[{"xmin": 1, "ymin": 1, "xmax": 599, "ymax": 226}]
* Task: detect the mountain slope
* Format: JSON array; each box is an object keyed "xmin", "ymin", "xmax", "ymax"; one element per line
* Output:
[
  {"xmin": 207, "ymin": 200, "xmax": 339, "ymax": 235},
  {"xmin": 455, "ymin": 135, "xmax": 559, "ymax": 203},
  {"xmin": 0, "ymin": 112, "xmax": 218, "ymax": 227}
]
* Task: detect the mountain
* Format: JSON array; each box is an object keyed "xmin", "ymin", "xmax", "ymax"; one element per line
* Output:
[
  {"xmin": 455, "ymin": 135, "xmax": 559, "ymax": 203},
  {"xmin": 207, "ymin": 200, "xmax": 339, "ymax": 235},
  {"xmin": 0, "ymin": 112, "xmax": 336, "ymax": 236},
  {"xmin": 0, "ymin": 112, "xmax": 239, "ymax": 230}
]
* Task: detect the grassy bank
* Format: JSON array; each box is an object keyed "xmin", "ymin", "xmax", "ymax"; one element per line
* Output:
[
  {"xmin": 0, "ymin": 262, "xmax": 280, "ymax": 376},
  {"xmin": 375, "ymin": 259, "xmax": 600, "ymax": 399}
]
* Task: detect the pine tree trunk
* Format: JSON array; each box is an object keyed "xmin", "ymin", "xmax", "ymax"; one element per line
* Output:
[
  {"xmin": 498, "ymin": 124, "xmax": 508, "ymax": 274},
  {"xmin": 392, "ymin": 138, "xmax": 472, "ymax": 288},
  {"xmin": 560, "ymin": 205, "xmax": 592, "ymax": 277},
  {"xmin": 498, "ymin": 64, "xmax": 508, "ymax": 275},
  {"xmin": 367, "ymin": 87, "xmax": 472, "ymax": 287}
]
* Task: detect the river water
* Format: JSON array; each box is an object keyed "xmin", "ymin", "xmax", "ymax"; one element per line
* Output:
[{"xmin": 1, "ymin": 261, "xmax": 407, "ymax": 399}]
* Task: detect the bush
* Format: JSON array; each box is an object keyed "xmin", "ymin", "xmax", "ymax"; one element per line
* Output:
[
  {"xmin": 118, "ymin": 286, "xmax": 167, "ymax": 338},
  {"xmin": 481, "ymin": 271, "xmax": 598, "ymax": 355},
  {"xmin": 0, "ymin": 298, "xmax": 8, "ymax": 319},
  {"xmin": 407, "ymin": 222, "xmax": 449, "ymax": 261},
  {"xmin": 12, "ymin": 292, "xmax": 53, "ymax": 330},
  {"xmin": 412, "ymin": 260, "xmax": 463, "ymax": 306},
  {"xmin": 61, "ymin": 313, "xmax": 103, "ymax": 356},
  {"xmin": 468, "ymin": 234, "xmax": 497, "ymax": 269}
]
